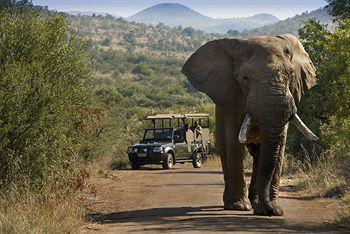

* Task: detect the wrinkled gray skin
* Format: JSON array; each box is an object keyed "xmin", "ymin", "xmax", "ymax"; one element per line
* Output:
[{"xmin": 182, "ymin": 34, "xmax": 316, "ymax": 216}]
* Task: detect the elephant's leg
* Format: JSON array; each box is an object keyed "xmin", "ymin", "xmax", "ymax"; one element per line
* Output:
[
  {"xmin": 216, "ymin": 106, "xmax": 251, "ymax": 211},
  {"xmin": 247, "ymin": 143, "xmax": 260, "ymax": 210}
]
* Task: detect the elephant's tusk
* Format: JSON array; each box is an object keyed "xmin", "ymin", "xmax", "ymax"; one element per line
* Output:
[
  {"xmin": 239, "ymin": 113, "xmax": 252, "ymax": 144},
  {"xmin": 291, "ymin": 114, "xmax": 319, "ymax": 141}
]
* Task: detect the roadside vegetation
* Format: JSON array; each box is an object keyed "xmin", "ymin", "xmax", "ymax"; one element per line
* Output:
[
  {"xmin": 0, "ymin": 0, "xmax": 349, "ymax": 232},
  {"xmin": 0, "ymin": 2, "xmax": 95, "ymax": 231},
  {"xmin": 0, "ymin": 1, "xmax": 214, "ymax": 232},
  {"xmin": 284, "ymin": 0, "xmax": 350, "ymax": 226}
]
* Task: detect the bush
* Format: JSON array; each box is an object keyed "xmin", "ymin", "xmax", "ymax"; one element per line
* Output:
[
  {"xmin": 101, "ymin": 37, "xmax": 111, "ymax": 46},
  {"xmin": 286, "ymin": 15, "xmax": 350, "ymax": 228},
  {"xmin": 132, "ymin": 64, "xmax": 153, "ymax": 76},
  {"xmin": 0, "ymin": 10, "xmax": 91, "ymax": 192}
]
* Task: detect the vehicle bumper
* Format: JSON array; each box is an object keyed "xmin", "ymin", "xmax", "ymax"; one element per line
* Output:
[{"xmin": 128, "ymin": 152, "xmax": 167, "ymax": 165}]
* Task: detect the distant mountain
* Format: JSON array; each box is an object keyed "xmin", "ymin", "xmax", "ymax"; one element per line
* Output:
[
  {"xmin": 242, "ymin": 7, "xmax": 334, "ymax": 37},
  {"xmin": 128, "ymin": 3, "xmax": 212, "ymax": 28},
  {"xmin": 128, "ymin": 3, "xmax": 279, "ymax": 34},
  {"xmin": 203, "ymin": 13, "xmax": 280, "ymax": 34},
  {"xmin": 68, "ymin": 11, "xmax": 118, "ymax": 17}
]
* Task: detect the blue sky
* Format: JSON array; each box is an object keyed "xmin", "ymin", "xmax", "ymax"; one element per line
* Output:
[{"xmin": 32, "ymin": 0, "xmax": 328, "ymax": 19}]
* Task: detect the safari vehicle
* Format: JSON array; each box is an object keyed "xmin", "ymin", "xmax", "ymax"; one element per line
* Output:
[{"xmin": 127, "ymin": 114, "xmax": 212, "ymax": 170}]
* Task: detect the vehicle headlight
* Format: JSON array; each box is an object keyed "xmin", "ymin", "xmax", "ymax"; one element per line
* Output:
[
  {"xmin": 128, "ymin": 147, "xmax": 138, "ymax": 153},
  {"xmin": 127, "ymin": 147, "xmax": 133, "ymax": 153},
  {"xmin": 153, "ymin": 147, "xmax": 163, "ymax": 153}
]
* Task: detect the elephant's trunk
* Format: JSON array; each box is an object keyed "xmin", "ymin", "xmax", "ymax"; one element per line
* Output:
[{"xmin": 257, "ymin": 126, "xmax": 286, "ymax": 203}]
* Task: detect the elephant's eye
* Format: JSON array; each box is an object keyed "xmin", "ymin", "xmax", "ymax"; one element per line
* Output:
[
  {"xmin": 242, "ymin": 76, "xmax": 249, "ymax": 84},
  {"xmin": 284, "ymin": 48, "xmax": 293, "ymax": 60}
]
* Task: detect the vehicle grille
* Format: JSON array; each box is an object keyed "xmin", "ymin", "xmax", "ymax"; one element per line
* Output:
[{"xmin": 136, "ymin": 147, "xmax": 148, "ymax": 157}]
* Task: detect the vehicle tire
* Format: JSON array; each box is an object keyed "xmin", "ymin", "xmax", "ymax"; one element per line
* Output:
[
  {"xmin": 162, "ymin": 153, "xmax": 174, "ymax": 170},
  {"xmin": 192, "ymin": 152, "xmax": 202, "ymax": 168},
  {"xmin": 131, "ymin": 162, "xmax": 141, "ymax": 170}
]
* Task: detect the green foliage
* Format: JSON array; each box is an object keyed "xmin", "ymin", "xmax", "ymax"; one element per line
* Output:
[
  {"xmin": 182, "ymin": 27, "xmax": 196, "ymax": 36},
  {"xmin": 0, "ymin": 10, "xmax": 91, "ymax": 191},
  {"xmin": 101, "ymin": 37, "xmax": 111, "ymax": 46},
  {"xmin": 326, "ymin": 0, "xmax": 350, "ymax": 22},
  {"xmin": 91, "ymin": 48, "xmax": 208, "ymax": 108},
  {"xmin": 290, "ymin": 16, "xmax": 350, "ymax": 211},
  {"xmin": 67, "ymin": 14, "xmax": 217, "ymax": 167},
  {"xmin": 287, "ymin": 10, "xmax": 350, "ymax": 225},
  {"xmin": 69, "ymin": 15, "xmax": 219, "ymax": 53},
  {"xmin": 0, "ymin": 0, "xmax": 32, "ymax": 10},
  {"xmin": 226, "ymin": 29, "xmax": 240, "ymax": 36},
  {"xmin": 293, "ymin": 19, "xmax": 350, "ymax": 160},
  {"xmin": 132, "ymin": 64, "xmax": 153, "ymax": 76},
  {"xmin": 242, "ymin": 8, "xmax": 332, "ymax": 38}
]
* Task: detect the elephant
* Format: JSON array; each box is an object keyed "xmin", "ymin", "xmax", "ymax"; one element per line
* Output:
[{"xmin": 181, "ymin": 34, "xmax": 318, "ymax": 216}]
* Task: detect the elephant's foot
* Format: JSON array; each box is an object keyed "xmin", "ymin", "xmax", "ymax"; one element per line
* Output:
[
  {"xmin": 253, "ymin": 201, "xmax": 283, "ymax": 216},
  {"xmin": 248, "ymin": 195, "xmax": 259, "ymax": 210},
  {"xmin": 224, "ymin": 199, "xmax": 252, "ymax": 211}
]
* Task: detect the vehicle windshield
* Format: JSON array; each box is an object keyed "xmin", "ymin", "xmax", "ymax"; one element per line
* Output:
[{"xmin": 143, "ymin": 128, "xmax": 173, "ymax": 142}]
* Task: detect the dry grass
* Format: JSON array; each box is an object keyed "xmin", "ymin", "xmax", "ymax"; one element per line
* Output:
[
  {"xmin": 283, "ymin": 153, "xmax": 350, "ymax": 229},
  {"xmin": 203, "ymin": 155, "xmax": 222, "ymax": 167},
  {"xmin": 284, "ymin": 155, "xmax": 348, "ymax": 198},
  {"xmin": 203, "ymin": 154, "xmax": 253, "ymax": 169},
  {"xmin": 336, "ymin": 194, "xmax": 350, "ymax": 229},
  {"xmin": 0, "ymin": 186, "xmax": 83, "ymax": 233}
]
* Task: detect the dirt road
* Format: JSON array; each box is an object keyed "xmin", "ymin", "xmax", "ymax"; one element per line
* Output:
[{"xmin": 83, "ymin": 166, "xmax": 343, "ymax": 233}]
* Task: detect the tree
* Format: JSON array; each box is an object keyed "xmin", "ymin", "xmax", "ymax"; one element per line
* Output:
[
  {"xmin": 0, "ymin": 10, "xmax": 92, "ymax": 190},
  {"xmin": 101, "ymin": 37, "xmax": 111, "ymax": 46},
  {"xmin": 326, "ymin": 0, "xmax": 350, "ymax": 22},
  {"xmin": 0, "ymin": 0, "xmax": 33, "ymax": 10},
  {"xmin": 182, "ymin": 27, "xmax": 195, "ymax": 36},
  {"xmin": 227, "ymin": 29, "xmax": 240, "ymax": 37},
  {"xmin": 156, "ymin": 22, "xmax": 165, "ymax": 28},
  {"xmin": 289, "ymin": 18, "xmax": 350, "ymax": 161}
]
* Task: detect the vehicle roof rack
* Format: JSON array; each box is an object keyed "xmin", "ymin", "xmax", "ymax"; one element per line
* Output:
[{"xmin": 145, "ymin": 113, "xmax": 209, "ymax": 120}]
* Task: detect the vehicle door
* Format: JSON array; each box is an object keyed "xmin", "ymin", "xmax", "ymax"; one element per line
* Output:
[{"xmin": 173, "ymin": 129, "xmax": 188, "ymax": 160}]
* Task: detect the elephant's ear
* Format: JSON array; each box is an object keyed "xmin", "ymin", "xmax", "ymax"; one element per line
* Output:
[
  {"xmin": 181, "ymin": 38, "xmax": 244, "ymax": 104},
  {"xmin": 277, "ymin": 34, "xmax": 317, "ymax": 102}
]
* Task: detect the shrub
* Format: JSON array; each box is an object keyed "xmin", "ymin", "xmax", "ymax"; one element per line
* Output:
[
  {"xmin": 101, "ymin": 37, "xmax": 111, "ymax": 46},
  {"xmin": 0, "ymin": 10, "xmax": 91, "ymax": 192},
  {"xmin": 132, "ymin": 64, "xmax": 153, "ymax": 76}
]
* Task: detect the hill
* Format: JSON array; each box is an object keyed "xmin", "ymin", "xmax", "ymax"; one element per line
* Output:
[
  {"xmin": 206, "ymin": 13, "xmax": 280, "ymax": 34},
  {"xmin": 241, "ymin": 7, "xmax": 334, "ymax": 37},
  {"xmin": 69, "ymin": 15, "xmax": 217, "ymax": 109},
  {"xmin": 128, "ymin": 3, "xmax": 279, "ymax": 34},
  {"xmin": 70, "ymin": 15, "xmax": 219, "ymax": 56},
  {"xmin": 128, "ymin": 3, "xmax": 211, "ymax": 28}
]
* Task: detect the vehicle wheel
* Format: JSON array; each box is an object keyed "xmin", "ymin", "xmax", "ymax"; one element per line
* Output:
[
  {"xmin": 162, "ymin": 153, "xmax": 174, "ymax": 170},
  {"xmin": 192, "ymin": 152, "xmax": 202, "ymax": 168},
  {"xmin": 131, "ymin": 162, "xmax": 141, "ymax": 170}
]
